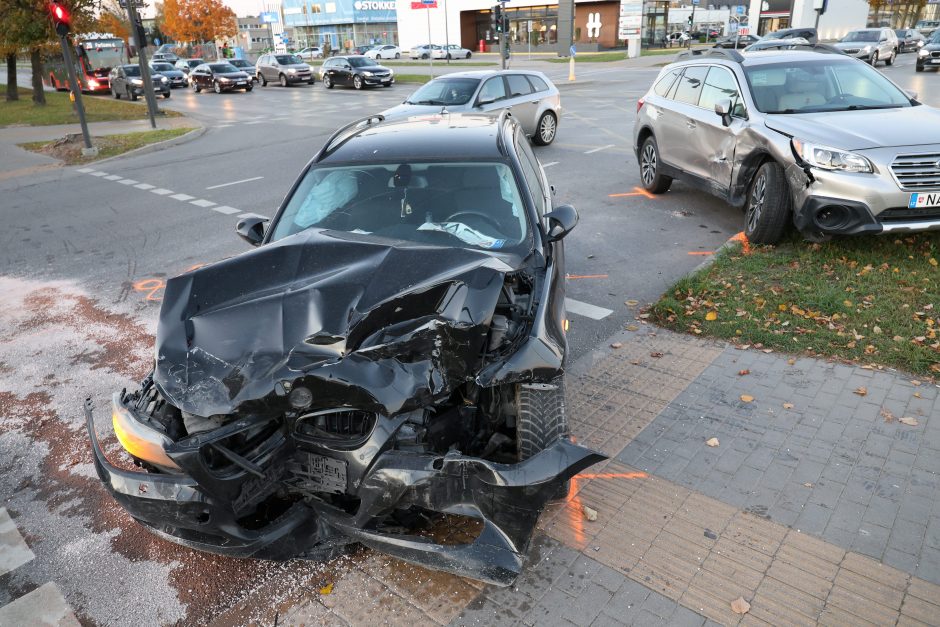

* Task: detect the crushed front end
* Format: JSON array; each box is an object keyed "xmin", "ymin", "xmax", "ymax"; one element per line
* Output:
[{"xmin": 85, "ymin": 232, "xmax": 604, "ymax": 584}]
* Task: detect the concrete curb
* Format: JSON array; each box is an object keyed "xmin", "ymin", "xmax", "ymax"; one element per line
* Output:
[{"xmin": 90, "ymin": 122, "xmax": 207, "ymax": 166}]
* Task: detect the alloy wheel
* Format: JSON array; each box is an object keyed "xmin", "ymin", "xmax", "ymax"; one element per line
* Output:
[
  {"xmin": 747, "ymin": 174, "xmax": 766, "ymax": 232},
  {"xmin": 539, "ymin": 113, "xmax": 556, "ymax": 144},
  {"xmin": 640, "ymin": 143, "xmax": 657, "ymax": 186},
  {"xmin": 354, "ymin": 75, "xmax": 363, "ymax": 89}
]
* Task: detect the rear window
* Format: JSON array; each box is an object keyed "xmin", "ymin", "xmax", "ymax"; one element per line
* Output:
[
  {"xmin": 507, "ymin": 74, "xmax": 533, "ymax": 97},
  {"xmin": 673, "ymin": 66, "xmax": 708, "ymax": 105},
  {"xmin": 653, "ymin": 68, "xmax": 681, "ymax": 97},
  {"xmin": 527, "ymin": 75, "xmax": 549, "ymax": 92}
]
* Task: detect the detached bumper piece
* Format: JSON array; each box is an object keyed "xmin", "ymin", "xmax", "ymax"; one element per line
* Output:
[{"xmin": 85, "ymin": 398, "xmax": 604, "ymax": 585}]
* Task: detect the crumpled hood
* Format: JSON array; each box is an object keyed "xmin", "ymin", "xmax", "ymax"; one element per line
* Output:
[
  {"xmin": 763, "ymin": 106, "xmax": 940, "ymax": 150},
  {"xmin": 155, "ymin": 229, "xmax": 517, "ymax": 417}
]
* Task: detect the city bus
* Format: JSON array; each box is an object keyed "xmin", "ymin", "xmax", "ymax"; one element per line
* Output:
[{"xmin": 45, "ymin": 33, "xmax": 126, "ymax": 94}]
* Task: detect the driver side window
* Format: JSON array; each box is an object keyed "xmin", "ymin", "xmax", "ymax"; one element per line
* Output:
[{"xmin": 479, "ymin": 77, "xmax": 507, "ymax": 103}]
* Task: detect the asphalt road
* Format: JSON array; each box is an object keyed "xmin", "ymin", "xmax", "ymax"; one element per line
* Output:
[{"xmin": 0, "ymin": 50, "xmax": 936, "ymax": 625}]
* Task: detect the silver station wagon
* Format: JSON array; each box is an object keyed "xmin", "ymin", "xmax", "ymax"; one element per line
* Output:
[{"xmin": 382, "ymin": 70, "xmax": 561, "ymax": 145}]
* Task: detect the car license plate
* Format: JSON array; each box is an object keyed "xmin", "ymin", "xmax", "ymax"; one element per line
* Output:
[
  {"xmin": 237, "ymin": 81, "xmax": 245, "ymax": 85},
  {"xmin": 909, "ymin": 192, "xmax": 940, "ymax": 209},
  {"xmin": 932, "ymin": 59, "xmax": 940, "ymax": 64}
]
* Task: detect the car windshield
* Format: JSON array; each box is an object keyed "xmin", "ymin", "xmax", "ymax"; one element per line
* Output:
[
  {"xmin": 841, "ymin": 30, "xmax": 878, "ymax": 42},
  {"xmin": 406, "ymin": 78, "xmax": 480, "ymax": 105},
  {"xmin": 187, "ymin": 60, "xmax": 202, "ymax": 67},
  {"xmin": 82, "ymin": 40, "xmax": 124, "ymax": 70},
  {"xmin": 932, "ymin": 31, "xmax": 940, "ymax": 44},
  {"xmin": 210, "ymin": 63, "xmax": 238, "ymax": 72},
  {"xmin": 151, "ymin": 63, "xmax": 174, "ymax": 71},
  {"xmin": 744, "ymin": 60, "xmax": 912, "ymax": 114},
  {"xmin": 123, "ymin": 65, "xmax": 141, "ymax": 76},
  {"xmin": 349, "ymin": 57, "xmax": 378, "ymax": 67},
  {"xmin": 763, "ymin": 30, "xmax": 790, "ymax": 40},
  {"xmin": 276, "ymin": 54, "xmax": 302, "ymax": 64},
  {"xmin": 270, "ymin": 162, "xmax": 529, "ymax": 251},
  {"xmin": 230, "ymin": 60, "xmax": 249, "ymax": 67}
]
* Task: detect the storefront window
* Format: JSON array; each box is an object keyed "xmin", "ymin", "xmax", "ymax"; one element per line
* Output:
[{"xmin": 474, "ymin": 5, "xmax": 557, "ymax": 49}]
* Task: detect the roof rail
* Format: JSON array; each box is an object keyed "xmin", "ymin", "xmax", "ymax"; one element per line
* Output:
[
  {"xmin": 315, "ymin": 114, "xmax": 385, "ymax": 161},
  {"xmin": 748, "ymin": 42, "xmax": 843, "ymax": 54},
  {"xmin": 675, "ymin": 48, "xmax": 744, "ymax": 63},
  {"xmin": 495, "ymin": 108, "xmax": 513, "ymax": 155}
]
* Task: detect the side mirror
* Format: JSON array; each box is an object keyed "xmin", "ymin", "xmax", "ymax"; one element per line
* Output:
[
  {"xmin": 477, "ymin": 95, "xmax": 496, "ymax": 107},
  {"xmin": 236, "ymin": 216, "xmax": 267, "ymax": 246},
  {"xmin": 544, "ymin": 204, "xmax": 578, "ymax": 242},
  {"xmin": 714, "ymin": 98, "xmax": 733, "ymax": 127}
]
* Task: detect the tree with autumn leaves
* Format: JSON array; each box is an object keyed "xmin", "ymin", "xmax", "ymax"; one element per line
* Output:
[{"xmin": 161, "ymin": 0, "xmax": 236, "ymax": 45}]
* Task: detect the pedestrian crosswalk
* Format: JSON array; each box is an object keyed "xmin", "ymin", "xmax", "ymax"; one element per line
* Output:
[{"xmin": 0, "ymin": 508, "xmax": 81, "ymax": 626}]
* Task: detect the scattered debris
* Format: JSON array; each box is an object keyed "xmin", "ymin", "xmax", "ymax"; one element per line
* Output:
[
  {"xmin": 783, "ymin": 402, "xmax": 794, "ymax": 410},
  {"xmin": 730, "ymin": 597, "xmax": 751, "ymax": 615},
  {"xmin": 899, "ymin": 417, "xmax": 919, "ymax": 426},
  {"xmin": 912, "ymin": 380, "xmax": 921, "ymax": 386},
  {"xmin": 914, "ymin": 392, "xmax": 922, "ymax": 399},
  {"xmin": 740, "ymin": 394, "xmax": 754, "ymax": 403},
  {"xmin": 881, "ymin": 407, "xmax": 895, "ymax": 423},
  {"xmin": 610, "ymin": 342, "xmax": 623, "ymax": 349},
  {"xmin": 854, "ymin": 387, "xmax": 868, "ymax": 396},
  {"xmin": 787, "ymin": 358, "xmax": 796, "ymax": 366},
  {"xmin": 706, "ymin": 437, "xmax": 720, "ymax": 447},
  {"xmin": 582, "ymin": 505, "xmax": 598, "ymax": 522},
  {"xmin": 625, "ymin": 324, "xmax": 639, "ymax": 332},
  {"xmin": 650, "ymin": 352, "xmax": 664, "ymax": 358},
  {"xmin": 738, "ymin": 369, "xmax": 750, "ymax": 376},
  {"xmin": 803, "ymin": 482, "xmax": 814, "ymax": 488},
  {"xmin": 319, "ymin": 582, "xmax": 334, "ymax": 595},
  {"xmin": 703, "ymin": 529, "xmax": 718, "ymax": 540},
  {"xmin": 624, "ymin": 300, "xmax": 639, "ymax": 307}
]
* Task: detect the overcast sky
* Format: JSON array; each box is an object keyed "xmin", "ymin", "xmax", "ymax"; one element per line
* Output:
[{"xmin": 142, "ymin": 0, "xmax": 275, "ymax": 20}]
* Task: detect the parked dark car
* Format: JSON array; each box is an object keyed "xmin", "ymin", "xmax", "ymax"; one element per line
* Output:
[
  {"xmin": 320, "ymin": 55, "xmax": 394, "ymax": 89},
  {"xmin": 896, "ymin": 28, "xmax": 926, "ymax": 52},
  {"xmin": 917, "ymin": 30, "xmax": 940, "ymax": 71},
  {"xmin": 84, "ymin": 111, "xmax": 603, "ymax": 586},
  {"xmin": 189, "ymin": 63, "xmax": 253, "ymax": 93},
  {"xmin": 762, "ymin": 27, "xmax": 818, "ymax": 44},
  {"xmin": 174, "ymin": 58, "xmax": 204, "ymax": 80},
  {"xmin": 256, "ymin": 53, "xmax": 314, "ymax": 86},
  {"xmin": 149, "ymin": 61, "xmax": 187, "ymax": 88},
  {"xmin": 227, "ymin": 58, "xmax": 258, "ymax": 81},
  {"xmin": 713, "ymin": 34, "xmax": 761, "ymax": 49},
  {"xmin": 108, "ymin": 64, "xmax": 170, "ymax": 100}
]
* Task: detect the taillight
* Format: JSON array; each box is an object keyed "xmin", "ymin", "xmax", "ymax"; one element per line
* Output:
[{"xmin": 636, "ymin": 97, "xmax": 645, "ymax": 114}]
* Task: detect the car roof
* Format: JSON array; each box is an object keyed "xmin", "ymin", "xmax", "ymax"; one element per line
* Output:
[
  {"xmin": 319, "ymin": 113, "xmax": 509, "ymax": 165},
  {"xmin": 426, "ymin": 69, "xmax": 549, "ymax": 80},
  {"xmin": 669, "ymin": 49, "xmax": 853, "ymax": 69}
]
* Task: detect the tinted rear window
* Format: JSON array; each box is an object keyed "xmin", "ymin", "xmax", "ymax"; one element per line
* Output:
[{"xmin": 527, "ymin": 75, "xmax": 549, "ymax": 92}]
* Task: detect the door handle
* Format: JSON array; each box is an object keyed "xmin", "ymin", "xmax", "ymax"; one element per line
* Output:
[
  {"xmin": 686, "ymin": 120, "xmax": 697, "ymax": 129},
  {"xmin": 531, "ymin": 100, "xmax": 539, "ymax": 104}
]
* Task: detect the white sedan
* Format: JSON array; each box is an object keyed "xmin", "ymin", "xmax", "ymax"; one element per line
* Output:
[
  {"xmin": 297, "ymin": 47, "xmax": 323, "ymax": 60},
  {"xmin": 432, "ymin": 44, "xmax": 473, "ymax": 59},
  {"xmin": 365, "ymin": 45, "xmax": 401, "ymax": 59}
]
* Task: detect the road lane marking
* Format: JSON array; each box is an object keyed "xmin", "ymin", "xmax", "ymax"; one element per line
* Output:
[
  {"xmin": 134, "ymin": 183, "xmax": 155, "ymax": 190},
  {"xmin": 609, "ymin": 187, "xmax": 656, "ymax": 200},
  {"xmin": 117, "ymin": 178, "xmax": 138, "ymax": 185},
  {"xmin": 104, "ymin": 174, "xmax": 123, "ymax": 181},
  {"xmin": 0, "ymin": 582, "xmax": 81, "ymax": 627},
  {"xmin": 76, "ymin": 167, "xmax": 94, "ymax": 173},
  {"xmin": 170, "ymin": 193, "xmax": 195, "ymax": 201},
  {"xmin": 89, "ymin": 171, "xmax": 108, "ymax": 177},
  {"xmin": 244, "ymin": 120, "xmax": 265, "ymax": 125},
  {"xmin": 0, "ymin": 508, "xmax": 34, "ymax": 577},
  {"xmin": 542, "ymin": 161, "xmax": 559, "ymax": 168},
  {"xmin": 565, "ymin": 298, "xmax": 613, "ymax": 320},
  {"xmin": 567, "ymin": 274, "xmax": 608, "ymax": 280},
  {"xmin": 211, "ymin": 205, "xmax": 241, "ymax": 215},
  {"xmin": 216, "ymin": 124, "xmax": 232, "ymax": 129},
  {"xmin": 150, "ymin": 188, "xmax": 174, "ymax": 195},
  {"xmin": 190, "ymin": 199, "xmax": 216, "ymax": 208},
  {"xmin": 584, "ymin": 144, "xmax": 614, "ymax": 154},
  {"xmin": 206, "ymin": 176, "xmax": 264, "ymax": 190}
]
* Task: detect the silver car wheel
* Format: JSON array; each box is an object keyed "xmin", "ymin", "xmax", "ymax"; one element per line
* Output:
[
  {"xmin": 747, "ymin": 174, "xmax": 766, "ymax": 232},
  {"xmin": 539, "ymin": 113, "xmax": 556, "ymax": 144},
  {"xmin": 641, "ymin": 143, "xmax": 657, "ymax": 186}
]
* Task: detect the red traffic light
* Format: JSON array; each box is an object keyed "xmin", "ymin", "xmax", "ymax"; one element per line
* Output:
[{"xmin": 49, "ymin": 2, "xmax": 72, "ymax": 35}]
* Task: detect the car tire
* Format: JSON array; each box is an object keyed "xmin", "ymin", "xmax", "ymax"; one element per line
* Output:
[
  {"xmin": 744, "ymin": 161, "xmax": 791, "ymax": 245},
  {"xmin": 421, "ymin": 53, "xmax": 429, "ymax": 59},
  {"xmin": 323, "ymin": 75, "xmax": 333, "ymax": 89},
  {"xmin": 259, "ymin": 73, "xmax": 267, "ymax": 86},
  {"xmin": 516, "ymin": 376, "xmax": 569, "ymax": 462},
  {"xmin": 128, "ymin": 87, "xmax": 137, "ymax": 101},
  {"xmin": 639, "ymin": 136, "xmax": 672, "ymax": 194},
  {"xmin": 395, "ymin": 52, "xmax": 400, "ymax": 59},
  {"xmin": 353, "ymin": 75, "xmax": 363, "ymax": 90},
  {"xmin": 307, "ymin": 78, "xmax": 315, "ymax": 85},
  {"xmin": 886, "ymin": 49, "xmax": 896, "ymax": 65},
  {"xmin": 870, "ymin": 51, "xmax": 878, "ymax": 65},
  {"xmin": 214, "ymin": 81, "xmax": 222, "ymax": 94},
  {"xmin": 533, "ymin": 111, "xmax": 557, "ymax": 146},
  {"xmin": 163, "ymin": 91, "xmax": 171, "ymax": 99},
  {"xmin": 466, "ymin": 52, "xmax": 472, "ymax": 59},
  {"xmin": 279, "ymin": 73, "xmax": 288, "ymax": 87},
  {"xmin": 245, "ymin": 84, "xmax": 253, "ymax": 92},
  {"xmin": 446, "ymin": 53, "xmax": 452, "ymax": 60},
  {"xmin": 916, "ymin": 64, "xmax": 924, "ymax": 72},
  {"xmin": 193, "ymin": 81, "xmax": 201, "ymax": 93}
]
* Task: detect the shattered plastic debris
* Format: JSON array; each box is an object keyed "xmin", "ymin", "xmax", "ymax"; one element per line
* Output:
[
  {"xmin": 706, "ymin": 437, "xmax": 720, "ymax": 447},
  {"xmin": 582, "ymin": 505, "xmax": 598, "ymax": 522}
]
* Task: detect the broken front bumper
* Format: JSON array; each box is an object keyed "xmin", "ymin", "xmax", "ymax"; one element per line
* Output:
[{"xmin": 85, "ymin": 398, "xmax": 604, "ymax": 585}]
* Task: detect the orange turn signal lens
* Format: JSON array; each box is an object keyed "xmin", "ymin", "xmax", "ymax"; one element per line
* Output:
[{"xmin": 112, "ymin": 393, "xmax": 180, "ymax": 471}]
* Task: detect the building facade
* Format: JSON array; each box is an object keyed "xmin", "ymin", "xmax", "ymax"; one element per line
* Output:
[
  {"xmin": 235, "ymin": 16, "xmax": 276, "ymax": 53},
  {"xmin": 280, "ymin": 0, "xmax": 399, "ymax": 51}
]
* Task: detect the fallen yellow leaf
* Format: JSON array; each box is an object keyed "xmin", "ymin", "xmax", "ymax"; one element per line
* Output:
[
  {"xmin": 705, "ymin": 311, "xmax": 718, "ymax": 321},
  {"xmin": 899, "ymin": 417, "xmax": 919, "ymax": 426},
  {"xmin": 854, "ymin": 387, "xmax": 868, "ymax": 396},
  {"xmin": 319, "ymin": 582, "xmax": 334, "ymax": 595},
  {"xmin": 610, "ymin": 342, "xmax": 623, "ymax": 349},
  {"xmin": 731, "ymin": 597, "xmax": 751, "ymax": 615},
  {"xmin": 929, "ymin": 258, "xmax": 938, "ymax": 267},
  {"xmin": 706, "ymin": 437, "xmax": 720, "ymax": 447},
  {"xmin": 740, "ymin": 394, "xmax": 754, "ymax": 403}
]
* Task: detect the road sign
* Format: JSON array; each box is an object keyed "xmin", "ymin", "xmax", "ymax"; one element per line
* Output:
[
  {"xmin": 739, "ymin": 26, "xmax": 750, "ymax": 36},
  {"xmin": 260, "ymin": 11, "xmax": 279, "ymax": 23},
  {"xmin": 118, "ymin": 0, "xmax": 147, "ymax": 8},
  {"xmin": 736, "ymin": 5, "xmax": 745, "ymax": 14},
  {"xmin": 410, "ymin": 0, "xmax": 437, "ymax": 7},
  {"xmin": 691, "ymin": 0, "xmax": 699, "ymax": 4}
]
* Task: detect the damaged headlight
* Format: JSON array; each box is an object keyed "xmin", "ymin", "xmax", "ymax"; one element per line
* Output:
[
  {"xmin": 792, "ymin": 138, "xmax": 873, "ymax": 174},
  {"xmin": 111, "ymin": 393, "xmax": 181, "ymax": 471}
]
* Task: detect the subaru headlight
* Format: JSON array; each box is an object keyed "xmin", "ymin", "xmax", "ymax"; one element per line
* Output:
[
  {"xmin": 160, "ymin": 76, "xmax": 168, "ymax": 83},
  {"xmin": 219, "ymin": 77, "xmax": 231, "ymax": 82},
  {"xmin": 131, "ymin": 78, "xmax": 143, "ymax": 85},
  {"xmin": 792, "ymin": 138, "xmax": 873, "ymax": 174},
  {"xmin": 288, "ymin": 68, "xmax": 296, "ymax": 74},
  {"xmin": 919, "ymin": 47, "xmax": 930, "ymax": 57},
  {"xmin": 861, "ymin": 45, "xmax": 872, "ymax": 53},
  {"xmin": 362, "ymin": 71, "xmax": 373, "ymax": 76}
]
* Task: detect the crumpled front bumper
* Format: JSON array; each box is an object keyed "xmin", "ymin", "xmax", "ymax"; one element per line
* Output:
[{"xmin": 85, "ymin": 399, "xmax": 605, "ymax": 585}]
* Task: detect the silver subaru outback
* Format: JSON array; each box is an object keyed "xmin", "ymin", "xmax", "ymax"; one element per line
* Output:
[{"xmin": 633, "ymin": 48, "xmax": 940, "ymax": 244}]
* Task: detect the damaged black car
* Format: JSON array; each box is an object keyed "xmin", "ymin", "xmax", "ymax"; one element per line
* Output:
[{"xmin": 85, "ymin": 112, "xmax": 605, "ymax": 585}]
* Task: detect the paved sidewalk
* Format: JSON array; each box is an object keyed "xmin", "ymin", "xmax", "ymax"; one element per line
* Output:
[{"xmin": 255, "ymin": 326, "xmax": 940, "ymax": 626}]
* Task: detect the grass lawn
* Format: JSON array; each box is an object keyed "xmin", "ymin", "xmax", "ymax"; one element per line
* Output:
[
  {"xmin": 0, "ymin": 86, "xmax": 181, "ymax": 127},
  {"xmin": 542, "ymin": 52, "xmax": 627, "ymax": 63},
  {"xmin": 19, "ymin": 127, "xmax": 195, "ymax": 165},
  {"xmin": 382, "ymin": 60, "xmax": 495, "ymax": 67},
  {"xmin": 393, "ymin": 74, "xmax": 430, "ymax": 84},
  {"xmin": 651, "ymin": 233, "xmax": 940, "ymax": 377}
]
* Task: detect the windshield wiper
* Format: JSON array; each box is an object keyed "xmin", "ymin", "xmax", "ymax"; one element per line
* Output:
[
  {"xmin": 843, "ymin": 104, "xmax": 903, "ymax": 111},
  {"xmin": 407, "ymin": 99, "xmax": 446, "ymax": 105}
]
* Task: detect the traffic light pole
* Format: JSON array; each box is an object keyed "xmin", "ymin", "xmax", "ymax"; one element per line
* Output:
[
  {"xmin": 125, "ymin": 0, "xmax": 158, "ymax": 129},
  {"xmin": 57, "ymin": 33, "xmax": 95, "ymax": 154}
]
